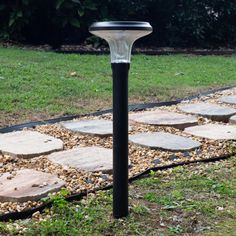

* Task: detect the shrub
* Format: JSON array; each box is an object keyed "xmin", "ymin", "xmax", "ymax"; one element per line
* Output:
[{"xmin": 0, "ymin": 0, "xmax": 235, "ymax": 47}]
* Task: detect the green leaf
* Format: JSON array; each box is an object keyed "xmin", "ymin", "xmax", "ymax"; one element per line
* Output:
[
  {"xmin": 70, "ymin": 18, "xmax": 81, "ymax": 28},
  {"xmin": 71, "ymin": 0, "xmax": 81, "ymax": 4},
  {"xmin": 59, "ymin": 188, "xmax": 70, "ymax": 197},
  {"xmin": 41, "ymin": 196, "xmax": 50, "ymax": 203},
  {"xmin": 56, "ymin": 0, "xmax": 65, "ymax": 9},
  {"xmin": 84, "ymin": 0, "xmax": 97, "ymax": 10},
  {"xmin": 77, "ymin": 9, "xmax": 84, "ymax": 17},
  {"xmin": 149, "ymin": 170, "xmax": 155, "ymax": 177},
  {"xmin": 86, "ymin": 5, "xmax": 97, "ymax": 11},
  {"xmin": 163, "ymin": 204, "xmax": 177, "ymax": 210},
  {"xmin": 85, "ymin": 4, "xmax": 97, "ymax": 11},
  {"xmin": 8, "ymin": 18, "xmax": 15, "ymax": 27},
  {"xmin": 17, "ymin": 11, "xmax": 23, "ymax": 17}
]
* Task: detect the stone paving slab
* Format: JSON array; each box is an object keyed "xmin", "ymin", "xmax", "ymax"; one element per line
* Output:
[
  {"xmin": 61, "ymin": 119, "xmax": 131, "ymax": 137},
  {"xmin": 185, "ymin": 124, "xmax": 236, "ymax": 140},
  {"xmin": 229, "ymin": 115, "xmax": 236, "ymax": 124},
  {"xmin": 0, "ymin": 131, "xmax": 63, "ymax": 158},
  {"xmin": 178, "ymin": 102, "xmax": 236, "ymax": 122},
  {"xmin": 61, "ymin": 119, "xmax": 113, "ymax": 137},
  {"xmin": 0, "ymin": 169, "xmax": 65, "ymax": 202},
  {"xmin": 219, "ymin": 95, "xmax": 236, "ymax": 105},
  {"xmin": 129, "ymin": 110, "xmax": 198, "ymax": 129},
  {"xmin": 48, "ymin": 146, "xmax": 113, "ymax": 173},
  {"xmin": 129, "ymin": 132, "xmax": 201, "ymax": 152}
]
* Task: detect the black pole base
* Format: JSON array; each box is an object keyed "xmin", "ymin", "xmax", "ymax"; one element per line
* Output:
[{"xmin": 112, "ymin": 63, "xmax": 130, "ymax": 218}]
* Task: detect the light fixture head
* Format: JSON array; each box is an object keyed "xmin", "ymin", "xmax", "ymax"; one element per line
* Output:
[{"xmin": 89, "ymin": 21, "xmax": 152, "ymax": 63}]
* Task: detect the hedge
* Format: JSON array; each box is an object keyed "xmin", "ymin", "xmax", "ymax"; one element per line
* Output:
[{"xmin": 0, "ymin": 0, "xmax": 235, "ymax": 48}]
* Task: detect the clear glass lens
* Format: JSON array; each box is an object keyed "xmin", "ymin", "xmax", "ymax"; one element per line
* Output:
[{"xmin": 90, "ymin": 30, "xmax": 151, "ymax": 63}]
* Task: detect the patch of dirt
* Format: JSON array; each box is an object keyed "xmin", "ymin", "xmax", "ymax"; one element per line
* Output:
[
  {"xmin": 129, "ymin": 157, "xmax": 236, "ymax": 235},
  {"xmin": 1, "ymin": 41, "xmax": 236, "ymax": 55},
  {"xmin": 0, "ymin": 111, "xmax": 63, "ymax": 129},
  {"xmin": 0, "ymin": 99, "xmax": 112, "ymax": 129}
]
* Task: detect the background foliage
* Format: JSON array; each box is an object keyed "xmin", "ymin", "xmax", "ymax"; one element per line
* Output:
[{"xmin": 0, "ymin": 0, "xmax": 235, "ymax": 47}]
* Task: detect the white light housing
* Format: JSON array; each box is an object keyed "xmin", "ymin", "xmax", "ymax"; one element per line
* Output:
[{"xmin": 89, "ymin": 21, "xmax": 153, "ymax": 63}]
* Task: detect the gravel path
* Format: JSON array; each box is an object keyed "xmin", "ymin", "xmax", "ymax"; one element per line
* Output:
[{"xmin": 0, "ymin": 86, "xmax": 235, "ymax": 215}]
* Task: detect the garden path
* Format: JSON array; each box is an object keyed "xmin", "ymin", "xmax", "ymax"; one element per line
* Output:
[{"xmin": 0, "ymin": 87, "xmax": 236, "ymax": 214}]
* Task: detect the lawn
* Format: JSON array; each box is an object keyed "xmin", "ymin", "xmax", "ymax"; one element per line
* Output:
[
  {"xmin": 0, "ymin": 47, "xmax": 236, "ymax": 235},
  {"xmin": 1, "ymin": 156, "xmax": 235, "ymax": 235},
  {"xmin": 0, "ymin": 47, "xmax": 236, "ymax": 127}
]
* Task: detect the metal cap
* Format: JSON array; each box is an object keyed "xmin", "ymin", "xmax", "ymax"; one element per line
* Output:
[{"xmin": 89, "ymin": 21, "xmax": 152, "ymax": 32}]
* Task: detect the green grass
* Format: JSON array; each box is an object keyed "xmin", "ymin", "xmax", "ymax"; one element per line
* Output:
[
  {"xmin": 2, "ymin": 156, "xmax": 235, "ymax": 235},
  {"xmin": 0, "ymin": 47, "xmax": 236, "ymax": 126}
]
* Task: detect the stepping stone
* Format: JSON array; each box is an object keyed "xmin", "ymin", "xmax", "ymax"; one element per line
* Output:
[
  {"xmin": 61, "ymin": 119, "xmax": 131, "ymax": 137},
  {"xmin": 219, "ymin": 95, "xmax": 236, "ymax": 105},
  {"xmin": 129, "ymin": 110, "xmax": 198, "ymax": 129},
  {"xmin": 61, "ymin": 119, "xmax": 112, "ymax": 137},
  {"xmin": 0, "ymin": 131, "xmax": 63, "ymax": 158},
  {"xmin": 230, "ymin": 115, "xmax": 236, "ymax": 124},
  {"xmin": 0, "ymin": 169, "xmax": 65, "ymax": 202},
  {"xmin": 185, "ymin": 124, "xmax": 236, "ymax": 140},
  {"xmin": 178, "ymin": 102, "xmax": 236, "ymax": 122},
  {"xmin": 129, "ymin": 132, "xmax": 201, "ymax": 152},
  {"xmin": 48, "ymin": 146, "xmax": 113, "ymax": 173}
]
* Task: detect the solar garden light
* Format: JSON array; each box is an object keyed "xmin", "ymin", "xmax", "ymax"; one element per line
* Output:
[{"xmin": 89, "ymin": 21, "xmax": 152, "ymax": 218}]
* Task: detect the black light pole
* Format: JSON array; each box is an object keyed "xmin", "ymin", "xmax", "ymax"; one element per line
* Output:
[{"xmin": 89, "ymin": 21, "xmax": 152, "ymax": 218}]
